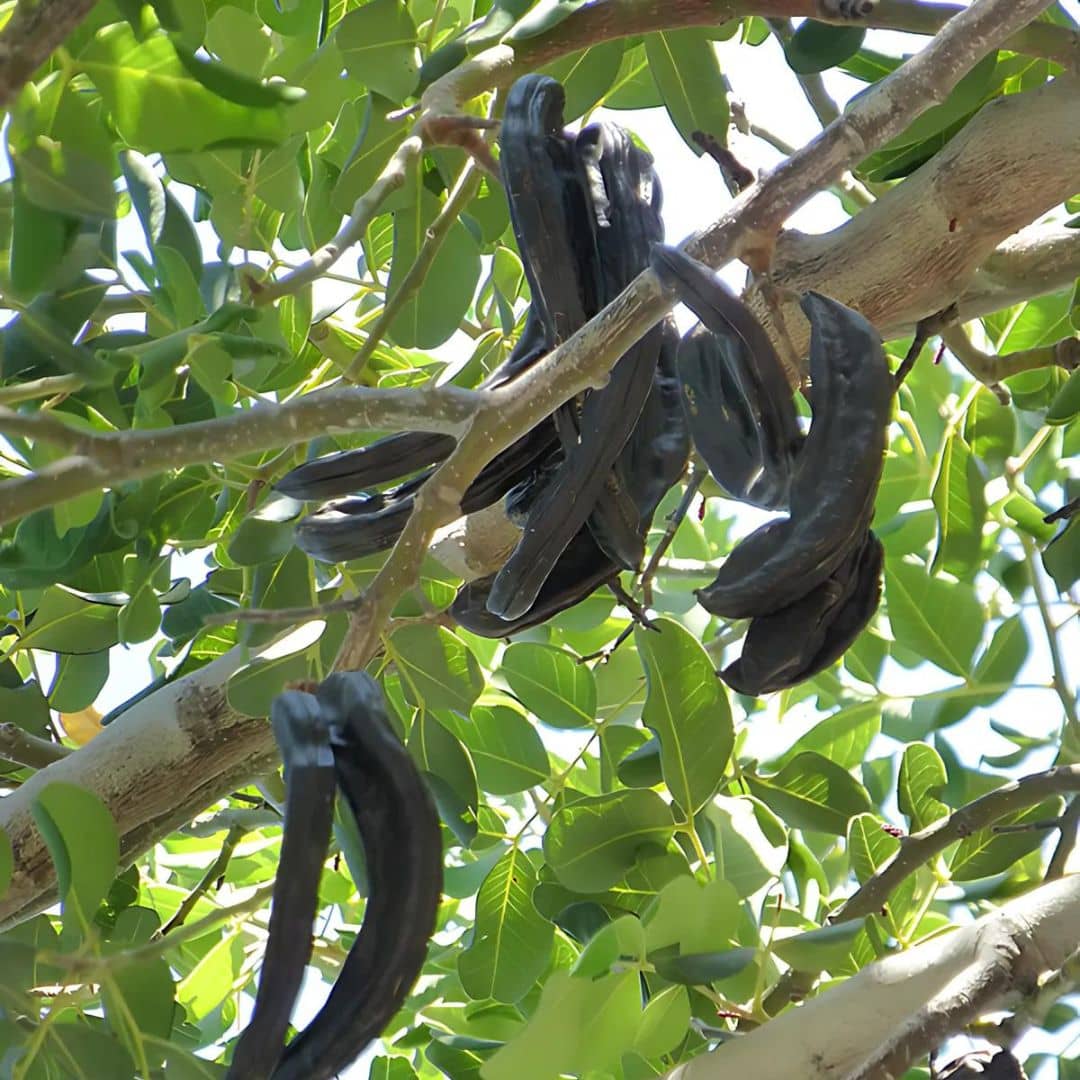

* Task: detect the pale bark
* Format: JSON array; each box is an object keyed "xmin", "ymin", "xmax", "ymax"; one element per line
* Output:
[{"xmin": 665, "ymin": 876, "xmax": 1080, "ymax": 1080}]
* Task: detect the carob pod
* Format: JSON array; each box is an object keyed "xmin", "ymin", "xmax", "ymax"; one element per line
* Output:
[
  {"xmin": 696, "ymin": 288, "xmax": 893, "ymax": 619},
  {"xmin": 226, "ymin": 694, "xmax": 336, "ymax": 1080},
  {"xmin": 720, "ymin": 530, "xmax": 884, "ymax": 695},
  {"xmin": 270, "ymin": 672, "xmax": 443, "ymax": 1080},
  {"xmin": 485, "ymin": 119, "xmax": 665, "ymax": 620},
  {"xmin": 454, "ymin": 323, "xmax": 688, "ymax": 638},
  {"xmin": 650, "ymin": 244, "xmax": 802, "ymax": 511}
]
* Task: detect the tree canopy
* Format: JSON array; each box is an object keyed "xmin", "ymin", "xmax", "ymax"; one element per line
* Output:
[{"xmin": 0, "ymin": 1, "xmax": 1078, "ymax": 1078}]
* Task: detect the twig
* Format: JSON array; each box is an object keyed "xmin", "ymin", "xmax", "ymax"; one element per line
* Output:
[
  {"xmin": 767, "ymin": 17, "xmax": 841, "ymax": 127},
  {"xmin": 942, "ymin": 326, "xmax": 1079, "ymax": 401},
  {"xmin": 0, "ymin": 724, "xmax": 71, "ymax": 770},
  {"xmin": 834, "ymin": 764, "xmax": 1080, "ymax": 922},
  {"xmin": 1047, "ymin": 797, "xmax": 1080, "ymax": 880},
  {"xmin": 0, "ymin": 375, "xmax": 85, "ymax": 407},
  {"xmin": 346, "ymin": 161, "xmax": 484, "ymax": 382},
  {"xmin": 639, "ymin": 468, "xmax": 705, "ymax": 607},
  {"xmin": 894, "ymin": 303, "xmax": 960, "ymax": 388},
  {"xmin": 161, "ymin": 823, "xmax": 248, "ymax": 935}
]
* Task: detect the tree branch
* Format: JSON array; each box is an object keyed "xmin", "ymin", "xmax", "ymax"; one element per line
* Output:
[
  {"xmin": 835, "ymin": 764, "xmax": 1080, "ymax": 923},
  {"xmin": 942, "ymin": 325, "xmax": 1079, "ymax": 395},
  {"xmin": 0, "ymin": 724, "xmax": 71, "ymax": 770},
  {"xmin": 0, "ymin": 384, "xmax": 483, "ymax": 528},
  {"xmin": 665, "ymin": 876, "xmax": 1080, "ymax": 1080},
  {"xmin": 0, "ymin": 0, "xmax": 99, "ymax": 110}
]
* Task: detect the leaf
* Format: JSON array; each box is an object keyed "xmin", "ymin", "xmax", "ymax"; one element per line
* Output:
[
  {"xmin": 885, "ymin": 558, "xmax": 983, "ymax": 677},
  {"xmin": 452, "ymin": 704, "xmax": 551, "ymax": 795},
  {"xmin": 540, "ymin": 41, "xmax": 625, "ymax": 121},
  {"xmin": 49, "ymin": 651, "xmax": 109, "ymax": 714},
  {"xmin": 483, "ymin": 970, "xmax": 640, "ymax": 1080},
  {"xmin": 651, "ymin": 948, "xmax": 755, "ymax": 985},
  {"xmin": 458, "ymin": 849, "xmax": 553, "ymax": 1004},
  {"xmin": 500, "ymin": 643, "xmax": 597, "ymax": 729},
  {"xmin": 749, "ymin": 752, "xmax": 874, "ymax": 836},
  {"xmin": 644, "ymin": 30, "xmax": 729, "ymax": 155},
  {"xmin": 408, "ymin": 712, "xmax": 479, "ymax": 846},
  {"xmin": 847, "ymin": 813, "xmax": 902, "ymax": 885},
  {"xmin": 898, "ymin": 743, "xmax": 949, "ymax": 831},
  {"xmin": 82, "ymin": 24, "xmax": 290, "ymax": 152},
  {"xmin": 386, "ymin": 182, "xmax": 482, "ymax": 349},
  {"xmin": 964, "ymin": 386, "xmax": 1015, "ymax": 468},
  {"xmin": 337, "ymin": 0, "xmax": 421, "ymax": 103},
  {"xmin": 785, "ymin": 21, "xmax": 866, "ymax": 74},
  {"xmin": 17, "ymin": 587, "xmax": 121, "ymax": 654},
  {"xmin": 778, "ymin": 701, "xmax": 881, "ymax": 771},
  {"xmin": 772, "ymin": 920, "xmax": 863, "ymax": 973},
  {"xmin": 226, "ymin": 621, "xmax": 324, "ymax": 716},
  {"xmin": 544, "ymin": 790, "xmax": 675, "ymax": 892},
  {"xmin": 31, "ymin": 782, "xmax": 119, "ymax": 936},
  {"xmin": 636, "ymin": 618, "xmax": 732, "ymax": 815},
  {"xmin": 633, "ymin": 985, "xmax": 690, "ymax": 1058},
  {"xmin": 950, "ymin": 796, "xmax": 1064, "ymax": 880},
  {"xmin": 333, "ymin": 94, "xmax": 412, "ymax": 212},
  {"xmin": 703, "ymin": 797, "xmax": 787, "ymax": 899},
  {"xmin": 1043, "ymin": 519, "xmax": 1079, "ymax": 592},
  {"xmin": 1047, "ymin": 365, "xmax": 1080, "ymax": 424},
  {"xmin": 930, "ymin": 432, "xmax": 987, "ymax": 577},
  {"xmin": 389, "ymin": 624, "xmax": 483, "ymax": 715}
]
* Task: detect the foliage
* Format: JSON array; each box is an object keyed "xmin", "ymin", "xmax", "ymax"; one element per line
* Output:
[{"xmin": 0, "ymin": 2, "xmax": 1078, "ymax": 1079}]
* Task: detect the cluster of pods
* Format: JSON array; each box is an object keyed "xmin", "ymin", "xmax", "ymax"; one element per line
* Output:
[{"xmin": 277, "ymin": 74, "xmax": 896, "ymax": 695}]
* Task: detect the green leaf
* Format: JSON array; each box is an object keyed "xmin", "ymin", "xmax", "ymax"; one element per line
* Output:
[
  {"xmin": 483, "ymin": 970, "xmax": 640, "ymax": 1080},
  {"xmin": 500, "ymin": 643, "xmax": 597, "ymax": 729},
  {"xmin": 540, "ymin": 41, "xmax": 625, "ymax": 121},
  {"xmin": 227, "ymin": 621, "xmax": 324, "ymax": 716},
  {"xmin": 644, "ymin": 30, "xmax": 729, "ymax": 155},
  {"xmin": 31, "ymin": 782, "xmax": 119, "ymax": 935},
  {"xmin": 386, "ymin": 182, "xmax": 482, "ymax": 349},
  {"xmin": 33, "ymin": 1025, "xmax": 136, "ymax": 1079},
  {"xmin": 544, "ymin": 790, "xmax": 675, "ymax": 892},
  {"xmin": 785, "ymin": 21, "xmax": 866, "ymax": 74},
  {"xmin": 749, "ymin": 752, "xmax": 874, "ymax": 835},
  {"xmin": 703, "ymin": 796, "xmax": 787, "ymax": 899},
  {"xmin": 226, "ymin": 495, "xmax": 303, "ymax": 566},
  {"xmin": 458, "ymin": 849, "xmax": 553, "ymax": 1003},
  {"xmin": 847, "ymin": 813, "xmax": 902, "ymax": 885},
  {"xmin": 49, "ymin": 651, "xmax": 110, "ymax": 713},
  {"xmin": 930, "ymin": 432, "xmax": 987, "ymax": 576},
  {"xmin": 17, "ymin": 587, "xmax": 121, "ymax": 654},
  {"xmin": 82, "ymin": 24, "xmax": 291, "ymax": 152},
  {"xmin": 964, "ymin": 386, "xmax": 1015, "ymax": 469},
  {"xmin": 337, "ymin": 0, "xmax": 421, "ymax": 103},
  {"xmin": 601, "ymin": 43, "xmax": 662, "ymax": 110},
  {"xmin": 1047, "ymin": 365, "xmax": 1080, "ymax": 424},
  {"xmin": 651, "ymin": 948, "xmax": 755, "ymax": 985},
  {"xmin": 633, "ymin": 985, "xmax": 690, "ymax": 1058},
  {"xmin": 950, "ymin": 796, "xmax": 1064, "ymax": 880},
  {"xmin": 778, "ymin": 701, "xmax": 881, "ymax": 772},
  {"xmin": 898, "ymin": 743, "xmax": 949, "ymax": 831},
  {"xmin": 16, "ymin": 138, "xmax": 116, "ymax": 221},
  {"xmin": 773, "ymin": 920, "xmax": 864, "ymax": 973},
  {"xmin": 1043, "ymin": 519, "xmax": 1079, "ymax": 592},
  {"xmin": 451, "ymin": 704, "xmax": 551, "ymax": 795},
  {"xmin": 389, "ymin": 624, "xmax": 483, "ymax": 715},
  {"xmin": 243, "ymin": 546, "xmax": 315, "ymax": 648},
  {"xmin": 885, "ymin": 558, "xmax": 983, "ymax": 677},
  {"xmin": 636, "ymin": 618, "xmax": 732, "ymax": 815},
  {"xmin": 408, "ymin": 711, "xmax": 479, "ymax": 846},
  {"xmin": 333, "ymin": 94, "xmax": 412, "ymax": 212}
]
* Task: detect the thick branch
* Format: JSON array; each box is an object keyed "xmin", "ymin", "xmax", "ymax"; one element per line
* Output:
[
  {"xmin": 0, "ymin": 0, "xmax": 99, "ymax": 109},
  {"xmin": 0, "ymin": 647, "xmax": 280, "ymax": 929},
  {"xmin": 754, "ymin": 72, "xmax": 1080, "ymax": 373},
  {"xmin": 665, "ymin": 876, "xmax": 1080, "ymax": 1080},
  {"xmin": 835, "ymin": 764, "xmax": 1080, "ymax": 922}
]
